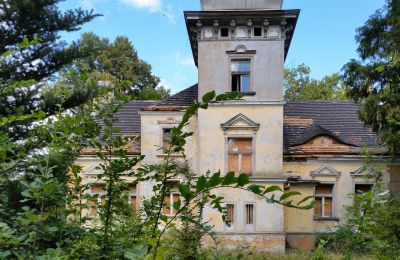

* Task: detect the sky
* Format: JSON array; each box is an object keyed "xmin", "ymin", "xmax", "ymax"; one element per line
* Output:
[{"xmin": 59, "ymin": 0, "xmax": 386, "ymax": 94}]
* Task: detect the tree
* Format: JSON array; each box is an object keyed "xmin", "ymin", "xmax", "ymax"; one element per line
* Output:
[
  {"xmin": 53, "ymin": 32, "xmax": 169, "ymax": 102},
  {"xmin": 342, "ymin": 0, "xmax": 400, "ymax": 156},
  {"xmin": 284, "ymin": 63, "xmax": 347, "ymax": 101},
  {"xmin": 0, "ymin": 0, "xmax": 100, "ymax": 141}
]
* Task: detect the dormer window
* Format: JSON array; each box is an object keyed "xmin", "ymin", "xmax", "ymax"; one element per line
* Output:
[{"xmin": 231, "ymin": 59, "xmax": 251, "ymax": 92}]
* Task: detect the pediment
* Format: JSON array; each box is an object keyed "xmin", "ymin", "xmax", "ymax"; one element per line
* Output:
[
  {"xmin": 350, "ymin": 167, "xmax": 372, "ymax": 178},
  {"xmin": 85, "ymin": 164, "xmax": 102, "ymax": 175},
  {"xmin": 310, "ymin": 165, "xmax": 341, "ymax": 178},
  {"xmin": 221, "ymin": 113, "xmax": 260, "ymax": 131}
]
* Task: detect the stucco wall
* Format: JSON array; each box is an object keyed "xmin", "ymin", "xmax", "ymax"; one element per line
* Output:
[
  {"xmin": 198, "ymin": 40, "xmax": 284, "ymax": 101},
  {"xmin": 197, "ymin": 104, "xmax": 284, "ymax": 176},
  {"xmin": 284, "ymin": 159, "xmax": 390, "ymax": 231}
]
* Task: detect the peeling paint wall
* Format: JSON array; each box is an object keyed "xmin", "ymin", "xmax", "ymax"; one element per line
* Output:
[
  {"xmin": 284, "ymin": 160, "xmax": 390, "ymax": 231},
  {"xmin": 197, "ymin": 105, "xmax": 284, "ymax": 176},
  {"xmin": 198, "ymin": 40, "xmax": 285, "ymax": 101}
]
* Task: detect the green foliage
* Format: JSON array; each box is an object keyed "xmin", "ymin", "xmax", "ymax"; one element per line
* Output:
[
  {"xmin": 284, "ymin": 64, "xmax": 347, "ymax": 101},
  {"xmin": 342, "ymin": 0, "xmax": 400, "ymax": 156},
  {"xmin": 320, "ymin": 151, "xmax": 400, "ymax": 259},
  {"xmin": 50, "ymin": 32, "xmax": 168, "ymax": 105}
]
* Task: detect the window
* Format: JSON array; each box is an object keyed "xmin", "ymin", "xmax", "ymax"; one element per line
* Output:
[
  {"xmin": 226, "ymin": 204, "xmax": 235, "ymax": 226},
  {"xmin": 315, "ymin": 184, "xmax": 334, "ymax": 219},
  {"xmin": 129, "ymin": 185, "xmax": 138, "ymax": 213},
  {"xmin": 245, "ymin": 204, "xmax": 254, "ymax": 224},
  {"xmin": 163, "ymin": 193, "xmax": 180, "ymax": 216},
  {"xmin": 90, "ymin": 184, "xmax": 105, "ymax": 215},
  {"xmin": 354, "ymin": 184, "xmax": 373, "ymax": 215},
  {"xmin": 253, "ymin": 27, "xmax": 262, "ymax": 37},
  {"xmin": 220, "ymin": 27, "xmax": 229, "ymax": 38},
  {"xmin": 90, "ymin": 184, "xmax": 137, "ymax": 215},
  {"xmin": 227, "ymin": 138, "xmax": 253, "ymax": 175},
  {"xmin": 231, "ymin": 60, "xmax": 251, "ymax": 92},
  {"xmin": 162, "ymin": 128, "xmax": 172, "ymax": 152}
]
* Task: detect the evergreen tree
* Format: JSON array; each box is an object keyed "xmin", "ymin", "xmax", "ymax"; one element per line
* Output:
[
  {"xmin": 0, "ymin": 0, "xmax": 100, "ymax": 141},
  {"xmin": 342, "ymin": 0, "xmax": 400, "ymax": 156}
]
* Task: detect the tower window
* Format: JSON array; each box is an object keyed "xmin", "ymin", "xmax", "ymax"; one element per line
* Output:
[
  {"xmin": 231, "ymin": 59, "xmax": 251, "ymax": 92},
  {"xmin": 220, "ymin": 27, "xmax": 229, "ymax": 38},
  {"xmin": 253, "ymin": 27, "xmax": 262, "ymax": 37}
]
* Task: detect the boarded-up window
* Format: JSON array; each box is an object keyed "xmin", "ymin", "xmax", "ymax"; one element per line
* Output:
[
  {"xmin": 163, "ymin": 193, "xmax": 180, "ymax": 216},
  {"xmin": 228, "ymin": 138, "xmax": 253, "ymax": 175},
  {"xmin": 315, "ymin": 184, "xmax": 334, "ymax": 218},
  {"xmin": 245, "ymin": 204, "xmax": 254, "ymax": 224},
  {"xmin": 226, "ymin": 204, "xmax": 234, "ymax": 226},
  {"xmin": 162, "ymin": 128, "xmax": 172, "ymax": 152}
]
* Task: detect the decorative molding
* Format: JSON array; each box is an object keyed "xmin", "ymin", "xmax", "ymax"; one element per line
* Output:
[
  {"xmin": 221, "ymin": 113, "xmax": 260, "ymax": 132},
  {"xmin": 226, "ymin": 45, "xmax": 256, "ymax": 55},
  {"xmin": 157, "ymin": 117, "xmax": 180, "ymax": 124},
  {"xmin": 350, "ymin": 167, "xmax": 372, "ymax": 178},
  {"xmin": 310, "ymin": 165, "xmax": 341, "ymax": 179}
]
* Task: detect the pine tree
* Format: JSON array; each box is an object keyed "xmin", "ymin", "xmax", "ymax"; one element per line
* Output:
[{"xmin": 0, "ymin": 0, "xmax": 100, "ymax": 141}]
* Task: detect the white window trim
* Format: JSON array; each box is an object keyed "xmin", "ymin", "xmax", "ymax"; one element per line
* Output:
[
  {"xmin": 244, "ymin": 203, "xmax": 256, "ymax": 232},
  {"xmin": 314, "ymin": 183, "xmax": 336, "ymax": 219},
  {"xmin": 227, "ymin": 53, "xmax": 255, "ymax": 93},
  {"xmin": 163, "ymin": 192, "xmax": 180, "ymax": 216}
]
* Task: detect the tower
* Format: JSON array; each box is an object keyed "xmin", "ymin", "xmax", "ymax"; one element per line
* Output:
[
  {"xmin": 183, "ymin": 0, "xmax": 300, "ymax": 251},
  {"xmin": 185, "ymin": 0, "xmax": 299, "ymax": 101}
]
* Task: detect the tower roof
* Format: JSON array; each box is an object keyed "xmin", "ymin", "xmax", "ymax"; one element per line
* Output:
[{"xmin": 200, "ymin": 0, "xmax": 283, "ymax": 11}]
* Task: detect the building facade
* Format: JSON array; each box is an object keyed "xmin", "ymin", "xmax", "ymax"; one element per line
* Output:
[{"xmin": 76, "ymin": 0, "xmax": 400, "ymax": 252}]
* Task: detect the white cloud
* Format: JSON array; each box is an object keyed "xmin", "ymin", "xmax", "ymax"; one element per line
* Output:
[
  {"xmin": 169, "ymin": 51, "xmax": 195, "ymax": 67},
  {"xmin": 162, "ymin": 4, "xmax": 176, "ymax": 24},
  {"xmin": 118, "ymin": 0, "xmax": 176, "ymax": 24},
  {"xmin": 118, "ymin": 0, "xmax": 162, "ymax": 12},
  {"xmin": 159, "ymin": 70, "xmax": 189, "ymax": 94}
]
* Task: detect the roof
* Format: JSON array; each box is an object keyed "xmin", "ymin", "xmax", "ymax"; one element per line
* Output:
[
  {"xmin": 156, "ymin": 84, "xmax": 198, "ymax": 106},
  {"xmin": 113, "ymin": 100, "xmax": 157, "ymax": 135},
  {"xmin": 113, "ymin": 85, "xmax": 380, "ymax": 151},
  {"xmin": 284, "ymin": 101, "xmax": 380, "ymax": 148}
]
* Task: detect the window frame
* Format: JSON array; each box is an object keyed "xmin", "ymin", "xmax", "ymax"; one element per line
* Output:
[
  {"xmin": 244, "ymin": 203, "xmax": 256, "ymax": 232},
  {"xmin": 224, "ymin": 202, "xmax": 236, "ymax": 232},
  {"xmin": 161, "ymin": 127, "xmax": 173, "ymax": 153},
  {"xmin": 230, "ymin": 59, "xmax": 251, "ymax": 93},
  {"xmin": 225, "ymin": 135, "xmax": 255, "ymax": 176},
  {"xmin": 163, "ymin": 192, "xmax": 180, "ymax": 216},
  {"xmin": 89, "ymin": 184, "xmax": 137, "ymax": 215},
  {"xmin": 314, "ymin": 183, "xmax": 336, "ymax": 220},
  {"xmin": 227, "ymin": 54, "xmax": 254, "ymax": 94}
]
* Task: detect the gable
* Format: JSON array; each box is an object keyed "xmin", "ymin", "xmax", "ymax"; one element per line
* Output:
[
  {"xmin": 221, "ymin": 113, "xmax": 260, "ymax": 131},
  {"xmin": 311, "ymin": 165, "xmax": 341, "ymax": 178}
]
